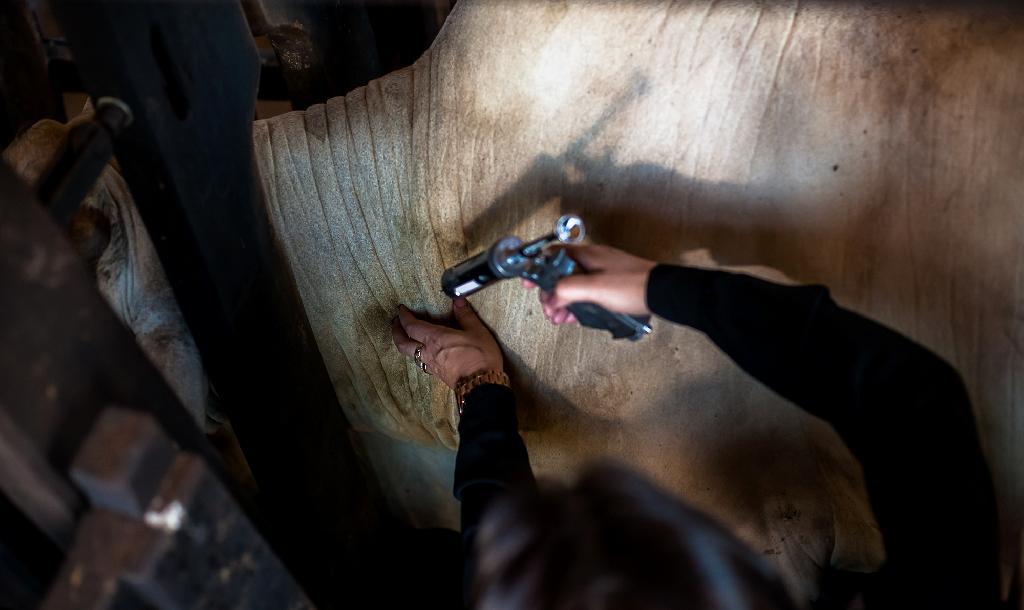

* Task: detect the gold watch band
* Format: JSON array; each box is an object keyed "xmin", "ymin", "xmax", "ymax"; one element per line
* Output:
[{"xmin": 455, "ymin": 370, "xmax": 510, "ymax": 415}]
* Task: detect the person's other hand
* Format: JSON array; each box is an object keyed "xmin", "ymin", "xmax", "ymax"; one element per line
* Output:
[
  {"xmin": 522, "ymin": 244, "xmax": 657, "ymax": 325},
  {"xmin": 391, "ymin": 298, "xmax": 503, "ymax": 389}
]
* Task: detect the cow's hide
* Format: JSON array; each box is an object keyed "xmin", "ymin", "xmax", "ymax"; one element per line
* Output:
[
  {"xmin": 2, "ymin": 115, "xmax": 210, "ymax": 430},
  {"xmin": 254, "ymin": 0, "xmax": 1024, "ymax": 600},
  {"xmin": 7, "ymin": 0, "xmax": 1019, "ymax": 603}
]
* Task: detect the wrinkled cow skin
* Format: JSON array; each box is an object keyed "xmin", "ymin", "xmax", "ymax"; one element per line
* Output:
[
  {"xmin": 255, "ymin": 1, "xmax": 1023, "ymax": 599},
  {"xmin": 8, "ymin": 1, "xmax": 1022, "ymax": 602}
]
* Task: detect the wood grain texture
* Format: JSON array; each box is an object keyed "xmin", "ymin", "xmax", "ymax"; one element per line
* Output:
[
  {"xmin": 3, "ymin": 116, "xmax": 209, "ymax": 428},
  {"xmin": 254, "ymin": 1, "xmax": 1024, "ymax": 600}
]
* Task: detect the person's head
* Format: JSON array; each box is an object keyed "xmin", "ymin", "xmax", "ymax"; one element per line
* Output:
[{"xmin": 473, "ymin": 463, "xmax": 798, "ymax": 610}]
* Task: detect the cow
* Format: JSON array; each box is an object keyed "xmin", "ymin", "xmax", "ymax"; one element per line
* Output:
[
  {"xmin": 2, "ymin": 111, "xmax": 212, "ymax": 430},
  {"xmin": 8, "ymin": 1, "xmax": 1022, "ymax": 604},
  {"xmin": 254, "ymin": 0, "xmax": 1024, "ymax": 602}
]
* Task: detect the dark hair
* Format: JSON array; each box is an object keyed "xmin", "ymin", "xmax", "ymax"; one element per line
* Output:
[{"xmin": 473, "ymin": 463, "xmax": 798, "ymax": 610}]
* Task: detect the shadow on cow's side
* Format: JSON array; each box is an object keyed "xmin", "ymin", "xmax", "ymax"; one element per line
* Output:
[
  {"xmin": 456, "ymin": 100, "xmax": 988, "ymax": 580},
  {"xmin": 466, "ymin": 112, "xmax": 972, "ymax": 362}
]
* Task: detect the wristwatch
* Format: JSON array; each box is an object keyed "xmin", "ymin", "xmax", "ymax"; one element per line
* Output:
[{"xmin": 455, "ymin": 370, "xmax": 510, "ymax": 415}]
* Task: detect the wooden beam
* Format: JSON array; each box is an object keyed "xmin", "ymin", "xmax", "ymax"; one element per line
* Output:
[
  {"xmin": 49, "ymin": 3, "xmax": 384, "ymax": 605},
  {"xmin": 0, "ymin": 0, "xmax": 63, "ymax": 147}
]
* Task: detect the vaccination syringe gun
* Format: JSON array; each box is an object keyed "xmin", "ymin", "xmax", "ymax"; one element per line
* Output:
[{"xmin": 441, "ymin": 215, "xmax": 653, "ymax": 341}]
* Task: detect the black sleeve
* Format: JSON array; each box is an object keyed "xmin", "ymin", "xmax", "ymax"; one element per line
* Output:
[
  {"xmin": 453, "ymin": 383, "xmax": 535, "ymax": 606},
  {"xmin": 646, "ymin": 264, "xmax": 1000, "ymax": 609}
]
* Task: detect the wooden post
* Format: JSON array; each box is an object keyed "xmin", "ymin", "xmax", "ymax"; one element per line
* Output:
[{"xmin": 36, "ymin": 3, "xmax": 386, "ymax": 604}]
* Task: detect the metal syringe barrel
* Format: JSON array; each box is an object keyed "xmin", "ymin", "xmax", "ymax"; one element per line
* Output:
[
  {"xmin": 440, "ymin": 214, "xmax": 585, "ymax": 298},
  {"xmin": 441, "ymin": 236, "xmax": 522, "ymax": 297}
]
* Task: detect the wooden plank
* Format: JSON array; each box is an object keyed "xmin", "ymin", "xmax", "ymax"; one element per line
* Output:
[
  {"xmin": 0, "ymin": 144, "xmax": 218, "ymax": 609},
  {"xmin": 0, "ymin": 409, "xmax": 79, "ymax": 550},
  {"xmin": 41, "ymin": 408, "xmax": 313, "ymax": 610},
  {"xmin": 48, "ymin": 3, "xmax": 384, "ymax": 605},
  {"xmin": 244, "ymin": 0, "xmax": 382, "ymax": 109},
  {"xmin": 0, "ymin": 0, "xmax": 63, "ymax": 147},
  {"xmin": 0, "ymin": 158, "xmax": 212, "ymax": 474}
]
